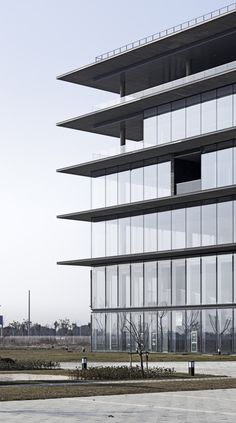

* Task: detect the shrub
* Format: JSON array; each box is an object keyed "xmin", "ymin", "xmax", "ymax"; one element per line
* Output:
[
  {"xmin": 70, "ymin": 365, "xmax": 175, "ymax": 381},
  {"xmin": 0, "ymin": 358, "xmax": 60, "ymax": 370}
]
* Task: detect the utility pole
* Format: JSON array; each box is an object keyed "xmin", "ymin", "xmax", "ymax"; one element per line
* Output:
[{"xmin": 28, "ymin": 290, "xmax": 31, "ymax": 337}]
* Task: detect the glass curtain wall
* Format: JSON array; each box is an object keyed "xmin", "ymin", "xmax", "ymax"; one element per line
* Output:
[{"xmin": 143, "ymin": 83, "xmax": 236, "ymax": 147}]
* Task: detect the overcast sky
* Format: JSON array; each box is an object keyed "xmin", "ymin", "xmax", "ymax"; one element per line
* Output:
[{"xmin": 0, "ymin": 0, "xmax": 230, "ymax": 326}]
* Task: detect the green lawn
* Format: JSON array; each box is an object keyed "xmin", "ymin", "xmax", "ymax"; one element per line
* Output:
[{"xmin": 0, "ymin": 348, "xmax": 236, "ymax": 362}]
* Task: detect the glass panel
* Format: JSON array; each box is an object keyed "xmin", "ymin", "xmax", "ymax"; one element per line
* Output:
[
  {"xmin": 202, "ymin": 309, "xmax": 217, "ymax": 353},
  {"xmin": 130, "ymin": 313, "xmax": 144, "ymax": 351},
  {"xmin": 202, "ymin": 256, "xmax": 216, "ymax": 304},
  {"xmin": 157, "ymin": 104, "xmax": 171, "ymax": 144},
  {"xmin": 144, "ymin": 163, "xmax": 158, "ymax": 200},
  {"xmin": 217, "ymin": 201, "xmax": 233, "ymax": 244},
  {"xmin": 172, "ymin": 99, "xmax": 186, "ymax": 141},
  {"xmin": 217, "ymin": 148, "xmax": 233, "ymax": 187},
  {"xmin": 131, "ymin": 165, "xmax": 143, "ymax": 202},
  {"xmin": 131, "ymin": 215, "xmax": 143, "ymax": 254},
  {"xmin": 158, "ymin": 211, "xmax": 171, "ymax": 251},
  {"xmin": 143, "ymin": 116, "xmax": 157, "ymax": 146},
  {"xmin": 186, "ymin": 310, "xmax": 201, "ymax": 353},
  {"xmin": 144, "ymin": 262, "xmax": 157, "ymax": 306},
  {"xmin": 172, "ymin": 310, "xmax": 186, "ymax": 352},
  {"xmin": 186, "ymin": 95, "xmax": 201, "ymax": 138},
  {"xmin": 131, "ymin": 263, "xmax": 143, "ymax": 307},
  {"xmin": 234, "ymin": 147, "xmax": 236, "ymax": 184},
  {"xmin": 186, "ymin": 258, "xmax": 200, "ymax": 305},
  {"xmin": 106, "ymin": 219, "xmax": 118, "ymax": 256},
  {"xmin": 106, "ymin": 313, "xmax": 118, "ymax": 351},
  {"xmin": 217, "ymin": 85, "xmax": 233, "ymax": 130},
  {"xmin": 118, "ymin": 312, "xmax": 131, "ymax": 352},
  {"xmin": 144, "ymin": 312, "xmax": 157, "ymax": 352},
  {"xmin": 106, "ymin": 266, "xmax": 117, "ymax": 308},
  {"xmin": 92, "ymin": 313, "xmax": 105, "ymax": 351},
  {"xmin": 234, "ymin": 84, "xmax": 236, "ymax": 126},
  {"xmin": 218, "ymin": 255, "xmax": 232, "ymax": 304},
  {"xmin": 186, "ymin": 206, "xmax": 201, "ymax": 248},
  {"xmin": 106, "ymin": 171, "xmax": 117, "ymax": 207},
  {"xmin": 201, "ymin": 151, "xmax": 217, "ymax": 190},
  {"xmin": 202, "ymin": 203, "xmax": 216, "ymax": 246},
  {"xmin": 91, "ymin": 175, "xmax": 105, "ymax": 209},
  {"xmin": 118, "ymin": 170, "xmax": 130, "ymax": 204},
  {"xmin": 172, "ymin": 208, "xmax": 186, "ymax": 250},
  {"xmin": 118, "ymin": 217, "xmax": 130, "ymax": 255},
  {"xmin": 172, "ymin": 259, "xmax": 185, "ymax": 306},
  {"xmin": 234, "ymin": 254, "xmax": 236, "ymax": 302},
  {"xmin": 92, "ymin": 221, "xmax": 105, "ymax": 257},
  {"xmin": 157, "ymin": 310, "xmax": 170, "ymax": 352},
  {"xmin": 201, "ymin": 90, "xmax": 216, "ymax": 133},
  {"xmin": 144, "ymin": 213, "xmax": 157, "ymax": 252},
  {"xmin": 157, "ymin": 161, "xmax": 171, "ymax": 197},
  {"xmin": 118, "ymin": 264, "xmax": 130, "ymax": 308},
  {"xmin": 158, "ymin": 260, "xmax": 171, "ymax": 306},
  {"xmin": 219, "ymin": 309, "xmax": 232, "ymax": 353},
  {"xmin": 92, "ymin": 267, "xmax": 105, "ymax": 309}
]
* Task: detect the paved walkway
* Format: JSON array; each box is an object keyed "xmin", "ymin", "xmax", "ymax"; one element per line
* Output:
[{"xmin": 0, "ymin": 389, "xmax": 235, "ymax": 422}]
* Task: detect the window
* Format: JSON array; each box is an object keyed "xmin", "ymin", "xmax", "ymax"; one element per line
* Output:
[
  {"xmin": 143, "ymin": 116, "xmax": 157, "ymax": 146},
  {"xmin": 131, "ymin": 263, "xmax": 143, "ymax": 307},
  {"xmin": 217, "ymin": 86, "xmax": 233, "ymax": 130},
  {"xmin": 186, "ymin": 258, "xmax": 200, "ymax": 305},
  {"xmin": 144, "ymin": 262, "xmax": 157, "ymax": 306},
  {"xmin": 158, "ymin": 260, "xmax": 171, "ymax": 306},
  {"xmin": 217, "ymin": 201, "xmax": 233, "ymax": 244},
  {"xmin": 118, "ymin": 217, "xmax": 130, "ymax": 255},
  {"xmin": 201, "ymin": 151, "xmax": 216, "ymax": 190},
  {"xmin": 118, "ymin": 264, "xmax": 130, "ymax": 308},
  {"xmin": 157, "ymin": 104, "xmax": 171, "ymax": 144},
  {"xmin": 144, "ymin": 163, "xmax": 157, "ymax": 200},
  {"xmin": 158, "ymin": 211, "xmax": 171, "ymax": 251},
  {"xmin": 172, "ymin": 99, "xmax": 185, "ymax": 141},
  {"xmin": 217, "ymin": 148, "xmax": 233, "ymax": 187},
  {"xmin": 218, "ymin": 255, "xmax": 232, "ymax": 304},
  {"xmin": 186, "ymin": 95, "xmax": 201, "ymax": 138},
  {"xmin": 158, "ymin": 161, "xmax": 171, "ymax": 197},
  {"xmin": 106, "ymin": 266, "xmax": 118, "ymax": 308},
  {"xmin": 106, "ymin": 171, "xmax": 117, "ymax": 207},
  {"xmin": 201, "ymin": 90, "xmax": 216, "ymax": 133},
  {"xmin": 202, "ymin": 203, "xmax": 216, "ymax": 246},
  {"xmin": 131, "ymin": 165, "xmax": 143, "ymax": 202},
  {"xmin": 131, "ymin": 215, "xmax": 143, "ymax": 253},
  {"xmin": 106, "ymin": 219, "xmax": 118, "ymax": 256},
  {"xmin": 118, "ymin": 169, "xmax": 130, "ymax": 204},
  {"xmin": 172, "ymin": 259, "xmax": 185, "ymax": 305},
  {"xmin": 92, "ymin": 267, "xmax": 105, "ymax": 309},
  {"xmin": 144, "ymin": 213, "xmax": 157, "ymax": 252},
  {"xmin": 172, "ymin": 208, "xmax": 186, "ymax": 249},
  {"xmin": 186, "ymin": 206, "xmax": 201, "ymax": 248},
  {"xmin": 202, "ymin": 256, "xmax": 216, "ymax": 304}
]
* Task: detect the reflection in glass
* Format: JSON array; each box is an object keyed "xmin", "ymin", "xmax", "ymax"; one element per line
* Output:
[
  {"xmin": 119, "ymin": 217, "xmax": 130, "ymax": 255},
  {"xmin": 217, "ymin": 148, "xmax": 233, "ymax": 187},
  {"xmin": 172, "ymin": 259, "xmax": 185, "ymax": 305},
  {"xmin": 131, "ymin": 215, "xmax": 143, "ymax": 254},
  {"xmin": 157, "ymin": 310, "xmax": 169, "ymax": 352},
  {"xmin": 186, "ymin": 310, "xmax": 201, "ymax": 353},
  {"xmin": 217, "ymin": 201, "xmax": 233, "ymax": 244},
  {"xmin": 131, "ymin": 165, "xmax": 144, "ymax": 202},
  {"xmin": 144, "ymin": 213, "xmax": 157, "ymax": 252},
  {"xmin": 186, "ymin": 206, "xmax": 201, "ymax": 248},
  {"xmin": 92, "ymin": 267, "xmax": 105, "ymax": 309},
  {"xmin": 144, "ymin": 312, "xmax": 157, "ymax": 352},
  {"xmin": 158, "ymin": 260, "xmax": 171, "ymax": 306},
  {"xmin": 157, "ymin": 104, "xmax": 171, "ymax": 144},
  {"xmin": 219, "ymin": 309, "xmax": 232, "ymax": 353},
  {"xmin": 202, "ymin": 309, "xmax": 217, "ymax": 353},
  {"xmin": 172, "ymin": 310, "xmax": 185, "ymax": 352},
  {"xmin": 118, "ymin": 264, "xmax": 130, "ymax": 308},
  {"xmin": 202, "ymin": 256, "xmax": 216, "ymax": 304},
  {"xmin": 172, "ymin": 99, "xmax": 186, "ymax": 141},
  {"xmin": 202, "ymin": 203, "xmax": 216, "ymax": 246},
  {"xmin": 201, "ymin": 90, "xmax": 216, "ymax": 133},
  {"xmin": 106, "ymin": 313, "xmax": 118, "ymax": 350},
  {"xmin": 158, "ymin": 211, "xmax": 171, "ymax": 251},
  {"xmin": 218, "ymin": 255, "xmax": 232, "ymax": 304},
  {"xmin": 92, "ymin": 313, "xmax": 105, "ymax": 351},
  {"xmin": 172, "ymin": 209, "xmax": 186, "ymax": 249},
  {"xmin": 144, "ymin": 262, "xmax": 157, "ymax": 306},
  {"xmin": 186, "ymin": 95, "xmax": 201, "ymax": 138},
  {"xmin": 186, "ymin": 258, "xmax": 200, "ymax": 305},
  {"xmin": 118, "ymin": 170, "xmax": 130, "ymax": 204},
  {"xmin": 106, "ymin": 266, "xmax": 117, "ymax": 308},
  {"xmin": 144, "ymin": 163, "xmax": 157, "ymax": 200},
  {"xmin": 201, "ymin": 151, "xmax": 216, "ymax": 190},
  {"xmin": 131, "ymin": 264, "xmax": 143, "ymax": 307},
  {"xmin": 217, "ymin": 85, "xmax": 233, "ymax": 130},
  {"xmin": 157, "ymin": 161, "xmax": 171, "ymax": 197}
]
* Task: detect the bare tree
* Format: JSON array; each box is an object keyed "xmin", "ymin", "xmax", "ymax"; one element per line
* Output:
[
  {"xmin": 209, "ymin": 313, "xmax": 231, "ymax": 351},
  {"xmin": 123, "ymin": 314, "xmax": 145, "ymax": 377}
]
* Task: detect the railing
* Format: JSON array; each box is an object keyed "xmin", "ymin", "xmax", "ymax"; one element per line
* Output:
[
  {"xmin": 95, "ymin": 3, "xmax": 236, "ymax": 62},
  {"xmin": 176, "ymin": 179, "xmax": 201, "ymax": 195}
]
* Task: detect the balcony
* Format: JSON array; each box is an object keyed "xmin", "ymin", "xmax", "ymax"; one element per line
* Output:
[{"xmin": 176, "ymin": 179, "xmax": 201, "ymax": 195}]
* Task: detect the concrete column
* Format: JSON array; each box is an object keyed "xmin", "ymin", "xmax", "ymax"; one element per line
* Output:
[
  {"xmin": 120, "ymin": 73, "xmax": 126, "ymax": 97},
  {"xmin": 120, "ymin": 122, "xmax": 126, "ymax": 146},
  {"xmin": 185, "ymin": 59, "xmax": 191, "ymax": 76}
]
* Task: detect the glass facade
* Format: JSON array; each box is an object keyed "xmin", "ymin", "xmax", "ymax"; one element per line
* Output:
[
  {"xmin": 92, "ymin": 198, "xmax": 236, "ymax": 257},
  {"xmin": 92, "ymin": 308, "xmax": 235, "ymax": 353},
  {"xmin": 143, "ymin": 84, "xmax": 236, "ymax": 147},
  {"xmin": 92, "ymin": 254, "xmax": 235, "ymax": 309}
]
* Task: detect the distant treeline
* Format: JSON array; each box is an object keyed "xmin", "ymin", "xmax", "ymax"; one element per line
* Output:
[{"xmin": 2, "ymin": 319, "xmax": 91, "ymax": 337}]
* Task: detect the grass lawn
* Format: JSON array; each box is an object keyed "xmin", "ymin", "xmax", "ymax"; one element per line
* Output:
[
  {"xmin": 0, "ymin": 348, "xmax": 236, "ymax": 363},
  {"xmin": 0, "ymin": 378, "xmax": 235, "ymax": 401}
]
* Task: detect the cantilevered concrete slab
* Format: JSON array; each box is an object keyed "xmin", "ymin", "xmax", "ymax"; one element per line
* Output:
[
  {"xmin": 57, "ymin": 8, "xmax": 236, "ymax": 95},
  {"xmin": 57, "ymin": 127, "xmax": 236, "ymax": 177},
  {"xmin": 57, "ymin": 243, "xmax": 236, "ymax": 267},
  {"xmin": 57, "ymin": 186, "xmax": 236, "ymax": 222},
  {"xmin": 57, "ymin": 62, "xmax": 236, "ymax": 140}
]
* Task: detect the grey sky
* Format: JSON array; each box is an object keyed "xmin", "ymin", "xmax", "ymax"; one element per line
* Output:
[{"xmin": 0, "ymin": 0, "xmax": 229, "ymax": 325}]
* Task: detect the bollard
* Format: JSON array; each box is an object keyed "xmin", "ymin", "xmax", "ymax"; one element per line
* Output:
[
  {"xmin": 82, "ymin": 357, "xmax": 87, "ymax": 370},
  {"xmin": 145, "ymin": 351, "xmax": 149, "ymax": 371},
  {"xmin": 188, "ymin": 360, "xmax": 195, "ymax": 376}
]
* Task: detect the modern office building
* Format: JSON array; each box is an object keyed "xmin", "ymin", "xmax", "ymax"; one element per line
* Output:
[{"xmin": 57, "ymin": 4, "xmax": 236, "ymax": 353}]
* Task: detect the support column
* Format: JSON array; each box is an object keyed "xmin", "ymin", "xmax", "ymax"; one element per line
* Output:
[
  {"xmin": 120, "ymin": 73, "xmax": 126, "ymax": 97},
  {"xmin": 120, "ymin": 122, "xmax": 126, "ymax": 146},
  {"xmin": 185, "ymin": 59, "xmax": 191, "ymax": 76}
]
